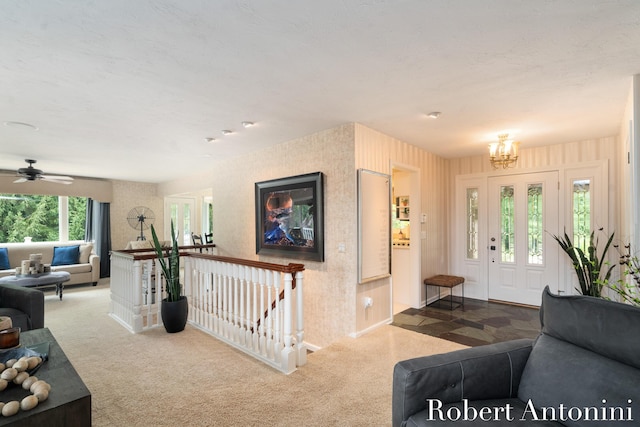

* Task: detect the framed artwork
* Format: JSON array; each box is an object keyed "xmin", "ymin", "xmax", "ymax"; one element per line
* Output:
[{"xmin": 255, "ymin": 172, "xmax": 324, "ymax": 262}]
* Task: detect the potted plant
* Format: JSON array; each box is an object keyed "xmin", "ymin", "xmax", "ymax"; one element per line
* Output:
[
  {"xmin": 150, "ymin": 221, "xmax": 188, "ymax": 333},
  {"xmin": 551, "ymin": 228, "xmax": 615, "ymax": 298}
]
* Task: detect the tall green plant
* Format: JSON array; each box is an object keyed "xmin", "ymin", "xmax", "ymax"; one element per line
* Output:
[
  {"xmin": 150, "ymin": 221, "xmax": 182, "ymax": 302},
  {"xmin": 610, "ymin": 244, "xmax": 640, "ymax": 306},
  {"xmin": 552, "ymin": 229, "xmax": 615, "ymax": 297}
]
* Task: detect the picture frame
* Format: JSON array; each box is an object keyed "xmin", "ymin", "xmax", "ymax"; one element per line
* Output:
[{"xmin": 255, "ymin": 172, "xmax": 324, "ymax": 262}]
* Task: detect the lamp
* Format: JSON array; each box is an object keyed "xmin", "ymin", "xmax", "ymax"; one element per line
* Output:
[{"xmin": 489, "ymin": 133, "xmax": 520, "ymax": 169}]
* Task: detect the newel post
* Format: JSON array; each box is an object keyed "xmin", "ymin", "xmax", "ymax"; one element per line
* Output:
[
  {"xmin": 280, "ymin": 271, "xmax": 296, "ymax": 373},
  {"xmin": 132, "ymin": 259, "xmax": 143, "ymax": 333},
  {"xmin": 295, "ymin": 270, "xmax": 306, "ymax": 366}
]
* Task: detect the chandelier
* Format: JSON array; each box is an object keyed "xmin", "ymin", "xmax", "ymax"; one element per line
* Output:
[{"xmin": 489, "ymin": 133, "xmax": 520, "ymax": 169}]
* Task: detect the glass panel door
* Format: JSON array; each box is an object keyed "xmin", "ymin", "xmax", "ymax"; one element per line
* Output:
[
  {"xmin": 165, "ymin": 197, "xmax": 195, "ymax": 246},
  {"xmin": 488, "ymin": 172, "xmax": 559, "ymax": 306}
]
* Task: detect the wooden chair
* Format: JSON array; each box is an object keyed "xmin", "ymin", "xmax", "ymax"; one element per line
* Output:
[
  {"xmin": 191, "ymin": 233, "xmax": 203, "ymax": 246},
  {"xmin": 204, "ymin": 233, "xmax": 213, "ymax": 244}
]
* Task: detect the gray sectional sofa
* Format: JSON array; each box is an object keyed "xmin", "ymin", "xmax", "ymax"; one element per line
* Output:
[
  {"xmin": 0, "ymin": 241, "xmax": 100, "ymax": 286},
  {"xmin": 0, "ymin": 283, "xmax": 44, "ymax": 331},
  {"xmin": 393, "ymin": 287, "xmax": 640, "ymax": 426}
]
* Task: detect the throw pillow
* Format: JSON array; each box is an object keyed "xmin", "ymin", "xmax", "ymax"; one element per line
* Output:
[
  {"xmin": 51, "ymin": 245, "xmax": 80, "ymax": 266},
  {"xmin": 0, "ymin": 248, "xmax": 9, "ymax": 270},
  {"xmin": 79, "ymin": 243, "xmax": 93, "ymax": 264}
]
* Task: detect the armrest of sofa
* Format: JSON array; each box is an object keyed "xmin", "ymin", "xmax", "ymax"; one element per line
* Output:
[
  {"xmin": 392, "ymin": 338, "xmax": 533, "ymax": 427},
  {"xmin": 0, "ymin": 283, "xmax": 45, "ymax": 329},
  {"xmin": 89, "ymin": 253, "xmax": 100, "ymax": 283}
]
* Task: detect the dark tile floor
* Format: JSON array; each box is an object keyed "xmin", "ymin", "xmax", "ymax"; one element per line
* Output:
[{"xmin": 392, "ymin": 297, "xmax": 541, "ymax": 347}]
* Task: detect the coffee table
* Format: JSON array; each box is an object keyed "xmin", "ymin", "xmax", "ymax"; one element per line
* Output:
[
  {"xmin": 0, "ymin": 327, "xmax": 91, "ymax": 426},
  {"xmin": 0, "ymin": 272, "xmax": 71, "ymax": 300}
]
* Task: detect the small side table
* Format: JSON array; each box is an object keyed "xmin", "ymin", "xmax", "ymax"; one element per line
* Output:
[{"xmin": 424, "ymin": 275, "xmax": 465, "ymax": 310}]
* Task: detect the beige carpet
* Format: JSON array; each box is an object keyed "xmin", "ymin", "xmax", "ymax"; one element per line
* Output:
[{"xmin": 43, "ymin": 282, "xmax": 466, "ymax": 426}]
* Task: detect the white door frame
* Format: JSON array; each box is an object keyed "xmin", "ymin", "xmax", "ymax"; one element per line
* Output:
[
  {"xmin": 390, "ymin": 162, "xmax": 422, "ymax": 309},
  {"xmin": 452, "ymin": 160, "xmax": 609, "ymax": 304}
]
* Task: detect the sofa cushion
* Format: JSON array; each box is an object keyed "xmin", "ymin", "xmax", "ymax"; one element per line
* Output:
[
  {"xmin": 79, "ymin": 243, "xmax": 93, "ymax": 264},
  {"xmin": 0, "ymin": 248, "xmax": 9, "ymax": 270},
  {"xmin": 518, "ymin": 334, "xmax": 640, "ymax": 426},
  {"xmin": 51, "ymin": 245, "xmax": 80, "ymax": 266},
  {"xmin": 52, "ymin": 264, "xmax": 91, "ymax": 274},
  {"xmin": 539, "ymin": 286, "xmax": 640, "ymax": 370}
]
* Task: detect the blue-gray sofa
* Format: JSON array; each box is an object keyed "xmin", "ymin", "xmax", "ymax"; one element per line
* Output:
[{"xmin": 392, "ymin": 286, "xmax": 640, "ymax": 426}]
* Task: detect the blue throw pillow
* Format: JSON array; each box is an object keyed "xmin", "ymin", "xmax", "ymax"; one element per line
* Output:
[
  {"xmin": 0, "ymin": 248, "xmax": 9, "ymax": 270},
  {"xmin": 51, "ymin": 245, "xmax": 80, "ymax": 266}
]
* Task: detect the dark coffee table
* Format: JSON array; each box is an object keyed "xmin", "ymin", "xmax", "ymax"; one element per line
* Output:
[
  {"xmin": 0, "ymin": 272, "xmax": 71, "ymax": 300},
  {"xmin": 0, "ymin": 328, "xmax": 91, "ymax": 426}
]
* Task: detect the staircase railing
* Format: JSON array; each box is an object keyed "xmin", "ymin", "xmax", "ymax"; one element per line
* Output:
[
  {"xmin": 109, "ymin": 247, "xmax": 306, "ymax": 374},
  {"xmin": 186, "ymin": 253, "xmax": 306, "ymax": 374}
]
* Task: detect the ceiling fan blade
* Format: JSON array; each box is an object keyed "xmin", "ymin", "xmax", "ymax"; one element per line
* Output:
[
  {"xmin": 41, "ymin": 177, "xmax": 73, "ymax": 185},
  {"xmin": 13, "ymin": 178, "xmax": 28, "ymax": 183},
  {"xmin": 41, "ymin": 174, "xmax": 74, "ymax": 181}
]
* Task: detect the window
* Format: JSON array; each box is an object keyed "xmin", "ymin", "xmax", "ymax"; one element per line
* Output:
[
  {"xmin": 466, "ymin": 188, "xmax": 479, "ymax": 259},
  {"xmin": 527, "ymin": 183, "xmax": 543, "ymax": 264},
  {"xmin": 573, "ymin": 179, "xmax": 591, "ymax": 252},
  {"xmin": 0, "ymin": 194, "xmax": 86, "ymax": 243},
  {"xmin": 500, "ymin": 185, "xmax": 515, "ymax": 263}
]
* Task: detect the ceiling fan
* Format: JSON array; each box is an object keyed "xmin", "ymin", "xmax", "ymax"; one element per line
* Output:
[{"xmin": 13, "ymin": 159, "xmax": 74, "ymax": 185}]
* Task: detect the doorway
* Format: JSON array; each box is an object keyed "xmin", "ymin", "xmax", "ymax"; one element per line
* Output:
[
  {"xmin": 391, "ymin": 164, "xmax": 421, "ymax": 313},
  {"xmin": 487, "ymin": 171, "xmax": 559, "ymax": 306},
  {"xmin": 165, "ymin": 197, "xmax": 196, "ymax": 246}
]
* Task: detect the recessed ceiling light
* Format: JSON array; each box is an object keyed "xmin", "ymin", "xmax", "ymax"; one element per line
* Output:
[
  {"xmin": 4, "ymin": 121, "xmax": 39, "ymax": 131},
  {"xmin": 221, "ymin": 130, "xmax": 233, "ymax": 135},
  {"xmin": 241, "ymin": 121, "xmax": 254, "ymax": 128},
  {"xmin": 427, "ymin": 112, "xmax": 441, "ymax": 119},
  {"xmin": 205, "ymin": 137, "xmax": 216, "ymax": 143}
]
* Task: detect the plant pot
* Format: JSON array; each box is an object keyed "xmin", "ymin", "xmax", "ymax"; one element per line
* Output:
[{"xmin": 161, "ymin": 296, "xmax": 188, "ymax": 333}]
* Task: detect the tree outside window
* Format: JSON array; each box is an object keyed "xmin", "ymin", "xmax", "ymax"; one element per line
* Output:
[{"xmin": 0, "ymin": 194, "xmax": 86, "ymax": 243}]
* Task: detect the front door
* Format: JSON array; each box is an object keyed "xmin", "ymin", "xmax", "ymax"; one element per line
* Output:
[{"xmin": 488, "ymin": 172, "xmax": 559, "ymax": 306}]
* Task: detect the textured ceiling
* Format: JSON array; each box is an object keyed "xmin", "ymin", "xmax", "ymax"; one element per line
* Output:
[{"xmin": 1, "ymin": 0, "xmax": 640, "ymax": 183}]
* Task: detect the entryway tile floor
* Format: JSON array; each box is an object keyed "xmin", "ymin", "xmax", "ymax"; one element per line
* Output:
[{"xmin": 392, "ymin": 297, "xmax": 541, "ymax": 347}]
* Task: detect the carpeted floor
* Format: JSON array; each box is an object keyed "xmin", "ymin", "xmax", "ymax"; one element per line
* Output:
[{"xmin": 43, "ymin": 282, "xmax": 466, "ymax": 426}]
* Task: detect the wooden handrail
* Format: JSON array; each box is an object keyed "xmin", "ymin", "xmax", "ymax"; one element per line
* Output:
[
  {"xmin": 112, "ymin": 245, "xmax": 217, "ymax": 261},
  {"xmin": 187, "ymin": 253, "xmax": 305, "ymax": 274},
  {"xmin": 112, "ymin": 248, "xmax": 305, "ymax": 275}
]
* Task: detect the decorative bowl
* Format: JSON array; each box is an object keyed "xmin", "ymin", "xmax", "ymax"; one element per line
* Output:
[{"xmin": 0, "ymin": 327, "xmax": 20, "ymax": 349}]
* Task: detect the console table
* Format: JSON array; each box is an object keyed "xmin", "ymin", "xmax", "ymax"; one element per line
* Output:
[
  {"xmin": 0, "ymin": 328, "xmax": 91, "ymax": 426},
  {"xmin": 0, "ymin": 272, "xmax": 70, "ymax": 300}
]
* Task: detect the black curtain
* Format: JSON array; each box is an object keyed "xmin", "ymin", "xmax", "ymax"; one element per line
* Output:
[{"xmin": 85, "ymin": 198, "xmax": 112, "ymax": 278}]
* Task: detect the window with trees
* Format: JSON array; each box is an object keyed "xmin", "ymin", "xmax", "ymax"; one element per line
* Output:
[{"xmin": 0, "ymin": 194, "xmax": 87, "ymax": 243}]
